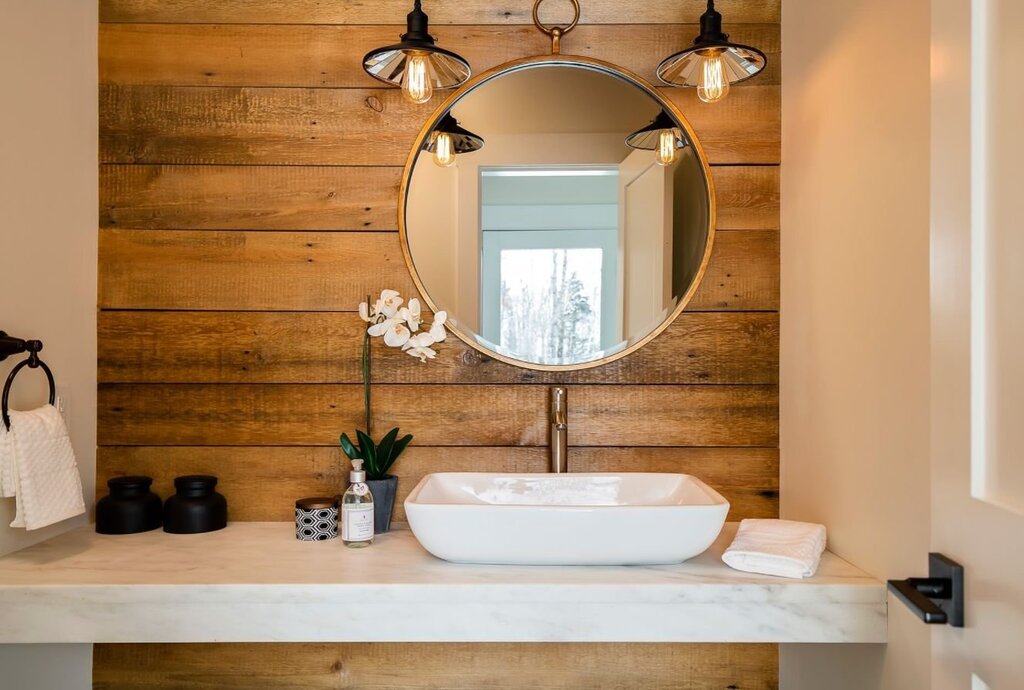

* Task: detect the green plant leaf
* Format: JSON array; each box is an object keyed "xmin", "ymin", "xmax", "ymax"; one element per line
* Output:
[
  {"xmin": 380, "ymin": 433, "xmax": 413, "ymax": 476},
  {"xmin": 375, "ymin": 427, "xmax": 400, "ymax": 472},
  {"xmin": 339, "ymin": 433, "xmax": 361, "ymax": 461},
  {"xmin": 356, "ymin": 429, "xmax": 378, "ymax": 476}
]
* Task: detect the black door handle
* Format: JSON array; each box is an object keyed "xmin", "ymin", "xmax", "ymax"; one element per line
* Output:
[
  {"xmin": 888, "ymin": 578, "xmax": 949, "ymax": 623},
  {"xmin": 886, "ymin": 553, "xmax": 964, "ymax": 627}
]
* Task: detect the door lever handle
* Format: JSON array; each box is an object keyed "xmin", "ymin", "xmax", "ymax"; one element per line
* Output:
[{"xmin": 886, "ymin": 553, "xmax": 964, "ymax": 627}]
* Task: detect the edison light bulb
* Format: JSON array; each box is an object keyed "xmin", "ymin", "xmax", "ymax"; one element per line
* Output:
[
  {"xmin": 432, "ymin": 132, "xmax": 455, "ymax": 167},
  {"xmin": 656, "ymin": 129, "xmax": 677, "ymax": 166},
  {"xmin": 696, "ymin": 53, "xmax": 730, "ymax": 104},
  {"xmin": 403, "ymin": 53, "xmax": 432, "ymax": 104}
]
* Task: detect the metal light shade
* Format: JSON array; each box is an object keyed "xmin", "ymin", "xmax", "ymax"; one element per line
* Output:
[
  {"xmin": 425, "ymin": 113, "xmax": 484, "ymax": 154},
  {"xmin": 656, "ymin": 0, "xmax": 767, "ymax": 88},
  {"xmin": 362, "ymin": 1, "xmax": 471, "ymax": 91},
  {"xmin": 625, "ymin": 111, "xmax": 686, "ymax": 151}
]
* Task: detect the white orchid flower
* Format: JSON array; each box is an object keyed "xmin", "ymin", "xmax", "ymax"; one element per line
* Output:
[
  {"xmin": 376, "ymin": 289, "xmax": 403, "ymax": 318},
  {"xmin": 428, "ymin": 310, "xmax": 448, "ymax": 342},
  {"xmin": 361, "ymin": 289, "xmax": 446, "ymax": 362},
  {"xmin": 398, "ymin": 298, "xmax": 423, "ymax": 332},
  {"xmin": 383, "ymin": 321, "xmax": 411, "ymax": 347},
  {"xmin": 367, "ymin": 316, "xmax": 411, "ymax": 347},
  {"xmin": 358, "ymin": 300, "xmax": 374, "ymax": 323},
  {"xmin": 402, "ymin": 332, "xmax": 438, "ymax": 362}
]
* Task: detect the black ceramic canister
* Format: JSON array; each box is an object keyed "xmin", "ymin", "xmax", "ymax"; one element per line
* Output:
[
  {"xmin": 95, "ymin": 475, "xmax": 163, "ymax": 534},
  {"xmin": 163, "ymin": 475, "xmax": 228, "ymax": 534}
]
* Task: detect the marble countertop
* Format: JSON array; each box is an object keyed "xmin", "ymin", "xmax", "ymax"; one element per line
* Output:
[{"xmin": 0, "ymin": 522, "xmax": 886, "ymax": 644}]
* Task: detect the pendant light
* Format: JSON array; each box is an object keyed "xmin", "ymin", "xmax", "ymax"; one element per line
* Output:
[
  {"xmin": 362, "ymin": 1, "xmax": 472, "ymax": 104},
  {"xmin": 656, "ymin": 0, "xmax": 767, "ymax": 104},
  {"xmin": 425, "ymin": 113, "xmax": 484, "ymax": 167},
  {"xmin": 626, "ymin": 111, "xmax": 687, "ymax": 167}
]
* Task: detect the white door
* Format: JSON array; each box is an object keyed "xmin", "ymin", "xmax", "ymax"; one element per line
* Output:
[
  {"xmin": 930, "ymin": 0, "xmax": 1024, "ymax": 687},
  {"xmin": 619, "ymin": 150, "xmax": 673, "ymax": 339}
]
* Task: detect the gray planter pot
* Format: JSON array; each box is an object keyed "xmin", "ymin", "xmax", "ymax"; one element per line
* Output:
[{"xmin": 365, "ymin": 475, "xmax": 398, "ymax": 534}]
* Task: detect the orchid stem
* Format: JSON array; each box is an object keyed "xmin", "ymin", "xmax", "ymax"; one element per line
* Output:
[{"xmin": 363, "ymin": 293, "xmax": 372, "ymax": 435}]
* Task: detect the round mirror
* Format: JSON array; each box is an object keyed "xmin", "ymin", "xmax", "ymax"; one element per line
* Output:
[{"xmin": 401, "ymin": 57, "xmax": 715, "ymax": 371}]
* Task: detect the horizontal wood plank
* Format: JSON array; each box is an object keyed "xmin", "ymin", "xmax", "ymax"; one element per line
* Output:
[
  {"xmin": 99, "ymin": 1, "xmax": 781, "ymax": 25},
  {"xmin": 99, "ymin": 84, "xmax": 780, "ymax": 166},
  {"xmin": 100, "ymin": 165, "xmax": 400, "ymax": 231},
  {"xmin": 98, "ymin": 230, "xmax": 415, "ymax": 310},
  {"xmin": 98, "ymin": 311, "xmax": 779, "ymax": 385},
  {"xmin": 99, "ymin": 24, "xmax": 780, "ymax": 88},
  {"xmin": 97, "ymin": 384, "xmax": 779, "ymax": 447},
  {"xmin": 96, "ymin": 446, "xmax": 779, "ymax": 523},
  {"xmin": 97, "ymin": 229, "xmax": 778, "ymax": 311},
  {"xmin": 100, "ymin": 164, "xmax": 779, "ymax": 231},
  {"xmin": 93, "ymin": 641, "xmax": 779, "ymax": 690},
  {"xmin": 714, "ymin": 165, "xmax": 780, "ymax": 230}
]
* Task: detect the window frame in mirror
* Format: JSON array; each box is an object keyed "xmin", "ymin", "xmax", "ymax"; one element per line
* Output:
[{"xmin": 398, "ymin": 55, "xmax": 717, "ymax": 372}]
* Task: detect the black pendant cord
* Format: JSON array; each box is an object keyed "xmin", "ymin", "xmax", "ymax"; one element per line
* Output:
[
  {"xmin": 402, "ymin": 0, "xmax": 434, "ymax": 44},
  {"xmin": 695, "ymin": 0, "xmax": 730, "ymax": 46}
]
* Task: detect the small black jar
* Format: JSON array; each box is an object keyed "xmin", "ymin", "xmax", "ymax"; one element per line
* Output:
[
  {"xmin": 163, "ymin": 475, "xmax": 227, "ymax": 534},
  {"xmin": 96, "ymin": 475, "xmax": 163, "ymax": 534}
]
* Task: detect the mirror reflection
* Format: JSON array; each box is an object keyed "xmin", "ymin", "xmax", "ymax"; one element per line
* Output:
[{"xmin": 404, "ymin": 62, "xmax": 713, "ymax": 369}]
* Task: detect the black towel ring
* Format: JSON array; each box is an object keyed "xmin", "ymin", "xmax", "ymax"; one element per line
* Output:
[{"xmin": 2, "ymin": 345, "xmax": 56, "ymax": 432}]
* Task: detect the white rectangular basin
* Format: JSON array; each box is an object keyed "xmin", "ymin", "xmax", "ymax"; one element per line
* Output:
[{"xmin": 405, "ymin": 473, "xmax": 729, "ymax": 565}]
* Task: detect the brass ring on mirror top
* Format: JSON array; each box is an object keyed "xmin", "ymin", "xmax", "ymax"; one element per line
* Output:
[
  {"xmin": 398, "ymin": 54, "xmax": 717, "ymax": 372},
  {"xmin": 532, "ymin": 0, "xmax": 580, "ymax": 53}
]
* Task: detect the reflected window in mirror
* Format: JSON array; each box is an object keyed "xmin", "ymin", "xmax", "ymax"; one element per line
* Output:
[{"xmin": 480, "ymin": 167, "xmax": 620, "ymax": 365}]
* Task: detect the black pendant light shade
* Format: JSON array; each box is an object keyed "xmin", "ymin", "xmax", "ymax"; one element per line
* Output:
[
  {"xmin": 362, "ymin": 1, "xmax": 471, "ymax": 94},
  {"xmin": 425, "ymin": 113, "xmax": 485, "ymax": 155},
  {"xmin": 657, "ymin": 0, "xmax": 767, "ymax": 89},
  {"xmin": 625, "ymin": 111, "xmax": 686, "ymax": 151}
]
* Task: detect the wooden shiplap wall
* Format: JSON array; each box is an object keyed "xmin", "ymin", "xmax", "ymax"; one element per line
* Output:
[{"xmin": 95, "ymin": 1, "xmax": 781, "ymax": 687}]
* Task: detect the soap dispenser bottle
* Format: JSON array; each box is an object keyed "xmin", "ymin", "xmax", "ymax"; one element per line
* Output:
[{"xmin": 341, "ymin": 459, "xmax": 374, "ymax": 547}]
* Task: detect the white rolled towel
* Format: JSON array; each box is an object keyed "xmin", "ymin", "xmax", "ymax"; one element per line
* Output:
[{"xmin": 722, "ymin": 518, "xmax": 827, "ymax": 579}]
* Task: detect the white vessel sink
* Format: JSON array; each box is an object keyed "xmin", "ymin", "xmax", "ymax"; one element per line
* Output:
[{"xmin": 404, "ymin": 473, "xmax": 729, "ymax": 566}]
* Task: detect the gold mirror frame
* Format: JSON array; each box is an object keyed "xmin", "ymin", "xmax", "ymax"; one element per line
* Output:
[{"xmin": 398, "ymin": 54, "xmax": 717, "ymax": 372}]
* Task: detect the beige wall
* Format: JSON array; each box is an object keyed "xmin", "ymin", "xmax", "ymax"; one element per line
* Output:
[
  {"xmin": 0, "ymin": 2, "xmax": 97, "ymax": 686},
  {"xmin": 779, "ymin": 0, "xmax": 932, "ymax": 687},
  {"xmin": 0, "ymin": 1, "xmax": 98, "ymax": 556}
]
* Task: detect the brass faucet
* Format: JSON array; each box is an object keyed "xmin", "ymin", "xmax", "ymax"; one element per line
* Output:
[{"xmin": 550, "ymin": 387, "xmax": 567, "ymax": 473}]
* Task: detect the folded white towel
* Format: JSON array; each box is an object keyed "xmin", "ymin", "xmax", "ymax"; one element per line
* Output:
[
  {"xmin": 722, "ymin": 518, "xmax": 827, "ymax": 579},
  {"xmin": 6, "ymin": 404, "xmax": 85, "ymax": 530}
]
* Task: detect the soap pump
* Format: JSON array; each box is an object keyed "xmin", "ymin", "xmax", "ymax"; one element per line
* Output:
[{"xmin": 341, "ymin": 459, "xmax": 374, "ymax": 547}]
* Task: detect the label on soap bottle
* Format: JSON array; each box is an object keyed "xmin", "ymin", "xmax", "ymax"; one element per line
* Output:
[{"xmin": 342, "ymin": 504, "xmax": 374, "ymax": 541}]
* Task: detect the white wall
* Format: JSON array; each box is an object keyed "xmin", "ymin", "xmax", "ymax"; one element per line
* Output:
[
  {"xmin": 0, "ymin": 0, "xmax": 97, "ymax": 686},
  {"xmin": 779, "ymin": 0, "xmax": 932, "ymax": 687}
]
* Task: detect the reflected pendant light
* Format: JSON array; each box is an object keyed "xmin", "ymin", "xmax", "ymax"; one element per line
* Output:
[
  {"xmin": 425, "ymin": 113, "xmax": 484, "ymax": 167},
  {"xmin": 363, "ymin": 1, "xmax": 472, "ymax": 104},
  {"xmin": 626, "ymin": 111, "xmax": 687, "ymax": 167},
  {"xmin": 657, "ymin": 0, "xmax": 767, "ymax": 103}
]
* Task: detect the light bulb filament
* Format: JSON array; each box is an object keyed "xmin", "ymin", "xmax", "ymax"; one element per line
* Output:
[
  {"xmin": 656, "ymin": 129, "xmax": 677, "ymax": 166},
  {"xmin": 697, "ymin": 54, "xmax": 730, "ymax": 104},
  {"xmin": 433, "ymin": 132, "xmax": 455, "ymax": 167},
  {"xmin": 403, "ymin": 53, "xmax": 432, "ymax": 104}
]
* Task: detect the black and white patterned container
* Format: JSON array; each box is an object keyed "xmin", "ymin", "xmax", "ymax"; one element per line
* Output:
[{"xmin": 295, "ymin": 497, "xmax": 338, "ymax": 541}]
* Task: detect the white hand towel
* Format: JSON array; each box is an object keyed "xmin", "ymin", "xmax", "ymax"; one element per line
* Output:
[
  {"xmin": 0, "ymin": 424, "xmax": 14, "ymax": 498},
  {"xmin": 722, "ymin": 518, "xmax": 827, "ymax": 579},
  {"xmin": 7, "ymin": 404, "xmax": 86, "ymax": 530}
]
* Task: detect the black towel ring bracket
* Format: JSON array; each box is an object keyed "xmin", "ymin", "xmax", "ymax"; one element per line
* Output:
[{"xmin": 0, "ymin": 331, "xmax": 57, "ymax": 431}]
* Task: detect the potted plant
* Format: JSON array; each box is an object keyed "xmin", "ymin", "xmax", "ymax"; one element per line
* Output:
[{"xmin": 339, "ymin": 289, "xmax": 447, "ymax": 533}]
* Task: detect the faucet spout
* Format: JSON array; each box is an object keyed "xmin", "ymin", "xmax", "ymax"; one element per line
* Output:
[{"xmin": 550, "ymin": 387, "xmax": 568, "ymax": 473}]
